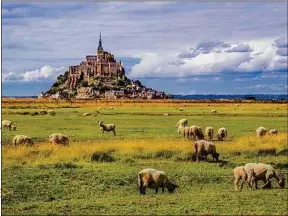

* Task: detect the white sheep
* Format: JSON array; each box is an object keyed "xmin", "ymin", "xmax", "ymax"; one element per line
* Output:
[
  {"xmin": 83, "ymin": 113, "xmax": 91, "ymax": 116},
  {"xmin": 233, "ymin": 166, "xmax": 252, "ymax": 191},
  {"xmin": 217, "ymin": 127, "xmax": 227, "ymax": 141},
  {"xmin": 210, "ymin": 109, "xmax": 217, "ymax": 114},
  {"xmin": 48, "ymin": 110, "xmax": 56, "ymax": 116},
  {"xmin": 256, "ymin": 126, "xmax": 267, "ymax": 137},
  {"xmin": 12, "ymin": 135, "xmax": 34, "ymax": 146},
  {"xmin": 178, "ymin": 126, "xmax": 191, "ymax": 138},
  {"xmin": 138, "ymin": 168, "xmax": 178, "ymax": 195},
  {"xmin": 268, "ymin": 129, "xmax": 278, "ymax": 136},
  {"xmin": 244, "ymin": 163, "xmax": 285, "ymax": 189},
  {"xmin": 2, "ymin": 120, "xmax": 16, "ymax": 131},
  {"xmin": 178, "ymin": 107, "xmax": 184, "ymax": 111},
  {"xmin": 205, "ymin": 126, "xmax": 214, "ymax": 141},
  {"xmin": 194, "ymin": 140, "xmax": 219, "ymax": 162},
  {"xmin": 176, "ymin": 119, "xmax": 188, "ymax": 133},
  {"xmin": 99, "ymin": 121, "xmax": 116, "ymax": 136},
  {"xmin": 49, "ymin": 133, "xmax": 69, "ymax": 145},
  {"xmin": 189, "ymin": 126, "xmax": 204, "ymax": 140}
]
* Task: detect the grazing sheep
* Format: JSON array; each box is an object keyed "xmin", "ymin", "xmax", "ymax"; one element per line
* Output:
[
  {"xmin": 48, "ymin": 110, "xmax": 56, "ymax": 116},
  {"xmin": 256, "ymin": 126, "xmax": 267, "ymax": 137},
  {"xmin": 217, "ymin": 127, "xmax": 228, "ymax": 141},
  {"xmin": 40, "ymin": 110, "xmax": 48, "ymax": 115},
  {"xmin": 210, "ymin": 109, "xmax": 217, "ymax": 114},
  {"xmin": 233, "ymin": 166, "xmax": 253, "ymax": 191},
  {"xmin": 178, "ymin": 108, "xmax": 184, "ymax": 111},
  {"xmin": 194, "ymin": 140, "xmax": 219, "ymax": 162},
  {"xmin": 2, "ymin": 120, "xmax": 16, "ymax": 131},
  {"xmin": 176, "ymin": 119, "xmax": 188, "ymax": 128},
  {"xmin": 83, "ymin": 113, "xmax": 91, "ymax": 116},
  {"xmin": 99, "ymin": 121, "xmax": 116, "ymax": 136},
  {"xmin": 138, "ymin": 168, "xmax": 178, "ymax": 195},
  {"xmin": 109, "ymin": 106, "xmax": 114, "ymax": 110},
  {"xmin": 49, "ymin": 133, "xmax": 69, "ymax": 145},
  {"xmin": 205, "ymin": 127, "xmax": 214, "ymax": 141},
  {"xmin": 163, "ymin": 113, "xmax": 170, "ymax": 116},
  {"xmin": 12, "ymin": 135, "xmax": 34, "ymax": 146},
  {"xmin": 178, "ymin": 126, "xmax": 191, "ymax": 138},
  {"xmin": 189, "ymin": 126, "xmax": 204, "ymax": 140},
  {"xmin": 268, "ymin": 129, "xmax": 278, "ymax": 136},
  {"xmin": 11, "ymin": 125, "xmax": 17, "ymax": 131},
  {"xmin": 244, "ymin": 163, "xmax": 285, "ymax": 189}
]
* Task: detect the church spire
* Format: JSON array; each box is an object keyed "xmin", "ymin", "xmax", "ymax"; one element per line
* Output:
[{"xmin": 97, "ymin": 32, "xmax": 103, "ymax": 51}]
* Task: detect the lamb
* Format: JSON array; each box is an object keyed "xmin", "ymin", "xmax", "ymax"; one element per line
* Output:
[
  {"xmin": 194, "ymin": 140, "xmax": 219, "ymax": 162},
  {"xmin": 12, "ymin": 135, "xmax": 34, "ymax": 146},
  {"xmin": 256, "ymin": 126, "xmax": 267, "ymax": 137},
  {"xmin": 49, "ymin": 133, "xmax": 69, "ymax": 145},
  {"xmin": 138, "ymin": 168, "xmax": 178, "ymax": 195},
  {"xmin": 233, "ymin": 166, "xmax": 253, "ymax": 191},
  {"xmin": 99, "ymin": 121, "xmax": 116, "ymax": 136},
  {"xmin": 268, "ymin": 129, "xmax": 278, "ymax": 136},
  {"xmin": 189, "ymin": 126, "xmax": 204, "ymax": 140},
  {"xmin": 210, "ymin": 109, "xmax": 217, "ymax": 114},
  {"xmin": 217, "ymin": 127, "xmax": 227, "ymax": 141},
  {"xmin": 205, "ymin": 127, "xmax": 214, "ymax": 141},
  {"xmin": 244, "ymin": 163, "xmax": 285, "ymax": 189},
  {"xmin": 48, "ymin": 110, "xmax": 56, "ymax": 116},
  {"xmin": 2, "ymin": 120, "xmax": 16, "ymax": 131}
]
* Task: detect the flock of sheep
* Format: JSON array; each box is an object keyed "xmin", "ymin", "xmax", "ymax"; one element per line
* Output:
[{"xmin": 2, "ymin": 109, "xmax": 285, "ymax": 195}]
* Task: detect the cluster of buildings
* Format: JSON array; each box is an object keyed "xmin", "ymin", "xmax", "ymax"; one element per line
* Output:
[{"xmin": 43, "ymin": 33, "xmax": 171, "ymax": 100}]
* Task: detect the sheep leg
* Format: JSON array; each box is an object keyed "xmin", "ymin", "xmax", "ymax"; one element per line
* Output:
[
  {"xmin": 155, "ymin": 188, "xmax": 158, "ymax": 194},
  {"xmin": 240, "ymin": 180, "xmax": 245, "ymax": 191},
  {"xmin": 113, "ymin": 130, "xmax": 116, "ymax": 136},
  {"xmin": 139, "ymin": 186, "xmax": 143, "ymax": 195},
  {"xmin": 254, "ymin": 180, "xmax": 258, "ymax": 189},
  {"xmin": 261, "ymin": 179, "xmax": 272, "ymax": 189},
  {"xmin": 234, "ymin": 177, "xmax": 240, "ymax": 191},
  {"xmin": 142, "ymin": 186, "xmax": 146, "ymax": 195}
]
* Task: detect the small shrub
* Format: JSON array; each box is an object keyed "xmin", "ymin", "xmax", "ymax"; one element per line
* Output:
[
  {"xmin": 277, "ymin": 149, "xmax": 288, "ymax": 156},
  {"xmin": 230, "ymin": 151, "xmax": 242, "ymax": 156},
  {"xmin": 91, "ymin": 150, "xmax": 115, "ymax": 162},
  {"xmin": 257, "ymin": 149, "xmax": 277, "ymax": 156}
]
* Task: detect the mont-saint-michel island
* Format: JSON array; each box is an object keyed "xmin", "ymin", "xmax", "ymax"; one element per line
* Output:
[{"xmin": 42, "ymin": 33, "xmax": 171, "ymax": 100}]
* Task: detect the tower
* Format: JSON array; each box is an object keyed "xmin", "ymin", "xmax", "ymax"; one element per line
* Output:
[{"xmin": 97, "ymin": 32, "xmax": 103, "ymax": 51}]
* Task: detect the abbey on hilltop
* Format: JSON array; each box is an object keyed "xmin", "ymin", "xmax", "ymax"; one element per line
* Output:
[
  {"xmin": 43, "ymin": 33, "xmax": 171, "ymax": 100},
  {"xmin": 67, "ymin": 32, "xmax": 125, "ymax": 89}
]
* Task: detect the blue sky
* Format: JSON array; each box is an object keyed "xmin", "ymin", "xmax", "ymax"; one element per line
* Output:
[{"xmin": 1, "ymin": 2, "xmax": 287, "ymax": 96}]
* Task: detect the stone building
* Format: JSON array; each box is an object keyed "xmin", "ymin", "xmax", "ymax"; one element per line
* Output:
[{"xmin": 67, "ymin": 33, "xmax": 125, "ymax": 89}]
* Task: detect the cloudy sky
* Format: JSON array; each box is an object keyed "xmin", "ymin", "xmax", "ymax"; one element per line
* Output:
[{"xmin": 1, "ymin": 2, "xmax": 288, "ymax": 96}]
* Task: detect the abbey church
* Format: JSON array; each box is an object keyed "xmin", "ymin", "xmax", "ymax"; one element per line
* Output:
[{"xmin": 67, "ymin": 33, "xmax": 125, "ymax": 89}]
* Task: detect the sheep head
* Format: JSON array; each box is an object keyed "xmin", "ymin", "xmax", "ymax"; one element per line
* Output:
[
  {"xmin": 166, "ymin": 182, "xmax": 179, "ymax": 193},
  {"xmin": 213, "ymin": 152, "xmax": 220, "ymax": 161},
  {"xmin": 279, "ymin": 178, "xmax": 285, "ymax": 188}
]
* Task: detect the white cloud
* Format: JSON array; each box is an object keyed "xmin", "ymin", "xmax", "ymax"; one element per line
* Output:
[
  {"xmin": 129, "ymin": 38, "xmax": 287, "ymax": 78},
  {"xmin": 2, "ymin": 65, "xmax": 65, "ymax": 82}
]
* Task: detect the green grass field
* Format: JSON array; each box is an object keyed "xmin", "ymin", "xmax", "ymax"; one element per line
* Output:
[{"xmin": 1, "ymin": 101, "xmax": 288, "ymax": 215}]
